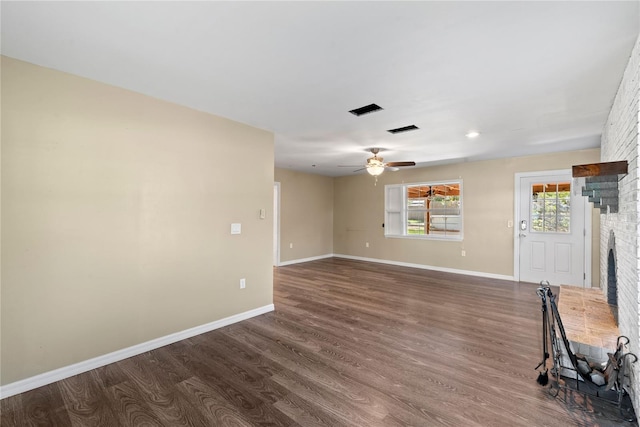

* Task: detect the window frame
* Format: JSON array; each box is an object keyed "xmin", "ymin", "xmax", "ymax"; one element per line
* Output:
[{"xmin": 384, "ymin": 179, "xmax": 463, "ymax": 241}]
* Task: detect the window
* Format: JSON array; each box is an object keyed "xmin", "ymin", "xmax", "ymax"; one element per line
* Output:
[
  {"xmin": 531, "ymin": 182, "xmax": 570, "ymax": 233},
  {"xmin": 385, "ymin": 180, "xmax": 462, "ymax": 240}
]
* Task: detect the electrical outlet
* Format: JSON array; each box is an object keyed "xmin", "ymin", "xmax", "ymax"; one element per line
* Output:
[
  {"xmin": 289, "ymin": 243, "xmax": 293, "ymax": 249},
  {"xmin": 507, "ymin": 220, "xmax": 513, "ymax": 228},
  {"xmin": 461, "ymin": 250, "xmax": 466, "ymax": 257},
  {"xmin": 240, "ymin": 278, "xmax": 246, "ymax": 289},
  {"xmin": 366, "ymin": 242, "xmax": 369, "ymax": 248}
]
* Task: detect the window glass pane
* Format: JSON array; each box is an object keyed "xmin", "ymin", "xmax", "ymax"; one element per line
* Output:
[
  {"xmin": 543, "ymin": 198, "xmax": 557, "ymax": 231},
  {"xmin": 428, "ymin": 183, "xmax": 460, "ymax": 236},
  {"xmin": 386, "ymin": 181, "xmax": 462, "ymax": 240},
  {"xmin": 447, "ymin": 216, "xmax": 462, "ymax": 232},
  {"xmin": 407, "ymin": 211, "xmax": 426, "ymax": 235},
  {"xmin": 530, "ymin": 181, "xmax": 570, "ymax": 233},
  {"xmin": 429, "ymin": 183, "xmax": 460, "ymax": 236},
  {"xmin": 557, "ymin": 213, "xmax": 571, "ymax": 233},
  {"xmin": 429, "ymin": 215, "xmax": 461, "ymax": 234},
  {"xmin": 407, "ymin": 185, "xmax": 429, "ymax": 209},
  {"xmin": 558, "ymin": 191, "xmax": 570, "ymax": 213}
]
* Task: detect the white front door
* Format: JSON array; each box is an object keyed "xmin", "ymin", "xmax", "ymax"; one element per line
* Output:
[{"xmin": 517, "ymin": 171, "xmax": 587, "ymax": 286}]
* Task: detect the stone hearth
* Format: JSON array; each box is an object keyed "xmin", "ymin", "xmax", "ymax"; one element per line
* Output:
[{"xmin": 558, "ymin": 285, "xmax": 619, "ymax": 351}]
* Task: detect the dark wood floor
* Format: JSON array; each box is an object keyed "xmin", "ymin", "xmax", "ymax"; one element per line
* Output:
[{"xmin": 0, "ymin": 258, "xmax": 633, "ymax": 426}]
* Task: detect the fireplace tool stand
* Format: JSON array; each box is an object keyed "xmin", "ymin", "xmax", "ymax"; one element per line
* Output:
[{"xmin": 536, "ymin": 283, "xmax": 637, "ymax": 423}]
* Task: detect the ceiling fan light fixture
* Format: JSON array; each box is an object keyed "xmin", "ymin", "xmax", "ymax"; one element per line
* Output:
[{"xmin": 366, "ymin": 160, "xmax": 385, "ymax": 176}]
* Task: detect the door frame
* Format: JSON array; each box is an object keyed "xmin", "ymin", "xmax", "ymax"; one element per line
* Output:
[
  {"xmin": 273, "ymin": 182, "xmax": 281, "ymax": 267},
  {"xmin": 513, "ymin": 169, "xmax": 592, "ymax": 286}
]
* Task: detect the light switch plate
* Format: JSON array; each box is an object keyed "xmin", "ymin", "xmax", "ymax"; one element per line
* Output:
[{"xmin": 231, "ymin": 223, "xmax": 241, "ymax": 234}]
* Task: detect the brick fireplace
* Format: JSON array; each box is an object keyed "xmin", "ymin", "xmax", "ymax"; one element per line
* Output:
[
  {"xmin": 607, "ymin": 230, "xmax": 618, "ymax": 324},
  {"xmin": 600, "ymin": 34, "xmax": 640, "ymax": 413}
]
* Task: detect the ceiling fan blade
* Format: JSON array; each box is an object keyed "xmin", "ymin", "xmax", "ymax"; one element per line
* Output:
[
  {"xmin": 352, "ymin": 167, "xmax": 366, "ymax": 172},
  {"xmin": 386, "ymin": 161, "xmax": 416, "ymax": 167}
]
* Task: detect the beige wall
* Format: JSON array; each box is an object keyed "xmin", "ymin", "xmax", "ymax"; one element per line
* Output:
[
  {"xmin": 274, "ymin": 168, "xmax": 333, "ymax": 263},
  {"xmin": 1, "ymin": 57, "xmax": 274, "ymax": 385},
  {"xmin": 334, "ymin": 149, "xmax": 601, "ymax": 283}
]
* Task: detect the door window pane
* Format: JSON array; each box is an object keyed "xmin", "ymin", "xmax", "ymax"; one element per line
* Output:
[{"xmin": 531, "ymin": 182, "xmax": 570, "ymax": 233}]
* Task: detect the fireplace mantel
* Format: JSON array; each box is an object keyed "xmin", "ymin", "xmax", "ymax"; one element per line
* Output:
[{"xmin": 572, "ymin": 161, "xmax": 628, "ymax": 213}]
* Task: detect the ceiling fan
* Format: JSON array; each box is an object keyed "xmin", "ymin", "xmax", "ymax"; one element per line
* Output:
[{"xmin": 340, "ymin": 148, "xmax": 416, "ymax": 177}]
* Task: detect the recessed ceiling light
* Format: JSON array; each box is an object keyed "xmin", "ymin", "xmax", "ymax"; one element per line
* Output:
[{"xmin": 466, "ymin": 131, "xmax": 480, "ymax": 138}]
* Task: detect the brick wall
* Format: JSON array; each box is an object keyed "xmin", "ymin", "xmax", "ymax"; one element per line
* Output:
[{"xmin": 600, "ymin": 35, "xmax": 640, "ymax": 411}]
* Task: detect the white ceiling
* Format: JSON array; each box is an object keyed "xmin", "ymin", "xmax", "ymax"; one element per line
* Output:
[{"xmin": 2, "ymin": 1, "xmax": 638, "ymax": 176}]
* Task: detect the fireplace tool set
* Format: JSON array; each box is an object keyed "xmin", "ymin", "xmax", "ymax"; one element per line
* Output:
[{"xmin": 535, "ymin": 282, "xmax": 637, "ymax": 422}]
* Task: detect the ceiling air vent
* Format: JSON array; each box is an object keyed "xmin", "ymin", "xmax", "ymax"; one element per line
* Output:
[
  {"xmin": 387, "ymin": 125, "xmax": 419, "ymax": 134},
  {"xmin": 349, "ymin": 103, "xmax": 383, "ymax": 116}
]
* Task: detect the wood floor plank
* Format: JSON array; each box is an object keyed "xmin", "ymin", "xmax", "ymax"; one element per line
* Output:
[
  {"xmin": 116, "ymin": 354, "xmax": 210, "ymax": 426},
  {"xmin": 57, "ymin": 371, "xmax": 120, "ymax": 426},
  {"xmin": 176, "ymin": 376, "xmax": 266, "ymax": 427},
  {"xmin": 164, "ymin": 335, "xmax": 297, "ymax": 426},
  {"xmin": 19, "ymin": 385, "xmax": 73, "ymax": 427},
  {"xmin": 1, "ymin": 258, "xmax": 634, "ymax": 426},
  {"xmin": 92, "ymin": 360, "xmax": 129, "ymax": 389},
  {"xmin": 0, "ymin": 394, "xmax": 24, "ymax": 427},
  {"xmin": 147, "ymin": 347, "xmax": 194, "ymax": 385},
  {"xmin": 103, "ymin": 380, "xmax": 164, "ymax": 426},
  {"xmin": 271, "ymin": 391, "xmax": 348, "ymax": 427}
]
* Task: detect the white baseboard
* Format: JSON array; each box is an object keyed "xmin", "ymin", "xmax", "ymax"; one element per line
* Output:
[
  {"xmin": 277, "ymin": 253, "xmax": 334, "ymax": 266},
  {"xmin": 0, "ymin": 304, "xmax": 275, "ymax": 400},
  {"xmin": 333, "ymin": 254, "xmax": 515, "ymax": 281}
]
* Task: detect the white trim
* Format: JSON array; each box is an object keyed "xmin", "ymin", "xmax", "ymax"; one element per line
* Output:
[
  {"xmin": 0, "ymin": 304, "xmax": 275, "ymax": 399},
  {"xmin": 385, "ymin": 234, "xmax": 463, "ymax": 242},
  {"xmin": 273, "ymin": 182, "xmax": 281, "ymax": 267},
  {"xmin": 277, "ymin": 254, "xmax": 334, "ymax": 266},
  {"xmin": 513, "ymin": 173, "xmax": 522, "ymax": 281},
  {"xmin": 333, "ymin": 254, "xmax": 514, "ymax": 281}
]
